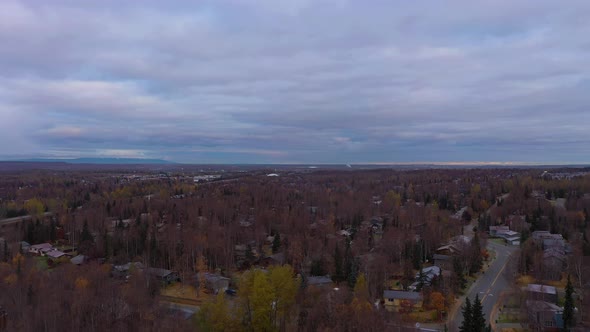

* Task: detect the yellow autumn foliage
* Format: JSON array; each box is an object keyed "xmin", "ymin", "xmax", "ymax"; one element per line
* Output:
[{"xmin": 75, "ymin": 277, "xmax": 89, "ymax": 290}]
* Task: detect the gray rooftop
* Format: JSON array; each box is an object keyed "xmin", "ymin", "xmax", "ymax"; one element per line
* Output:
[
  {"xmin": 527, "ymin": 284, "xmax": 557, "ymax": 295},
  {"xmin": 383, "ymin": 290, "xmax": 423, "ymax": 300},
  {"xmin": 307, "ymin": 276, "xmax": 333, "ymax": 285}
]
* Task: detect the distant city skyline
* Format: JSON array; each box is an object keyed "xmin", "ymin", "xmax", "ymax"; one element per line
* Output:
[{"xmin": 1, "ymin": 0, "xmax": 589, "ymax": 164}]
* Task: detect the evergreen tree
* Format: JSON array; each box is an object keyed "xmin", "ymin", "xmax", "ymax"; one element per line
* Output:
[
  {"xmin": 471, "ymin": 294, "xmax": 486, "ymax": 332},
  {"xmin": 459, "ymin": 297, "xmax": 472, "ymax": 332},
  {"xmin": 2, "ymin": 239, "xmax": 8, "ymax": 262},
  {"xmin": 245, "ymin": 244, "xmax": 254, "ymax": 262},
  {"xmin": 347, "ymin": 257, "xmax": 359, "ymax": 289},
  {"xmin": 453, "ymin": 256, "xmax": 466, "ymax": 291},
  {"xmin": 417, "ymin": 266, "xmax": 426, "ymax": 291},
  {"xmin": 333, "ymin": 244, "xmax": 344, "ymax": 283},
  {"xmin": 563, "ymin": 274, "xmax": 575, "ymax": 330},
  {"xmin": 80, "ymin": 219, "xmax": 93, "ymax": 243},
  {"xmin": 272, "ymin": 233, "xmax": 281, "ymax": 253},
  {"xmin": 310, "ymin": 258, "xmax": 325, "ymax": 276},
  {"xmin": 469, "ymin": 232, "xmax": 483, "ymax": 275},
  {"xmin": 49, "ymin": 220, "xmax": 56, "ymax": 242}
]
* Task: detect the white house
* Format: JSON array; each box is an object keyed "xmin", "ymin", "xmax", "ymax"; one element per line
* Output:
[{"xmin": 29, "ymin": 243, "xmax": 53, "ymax": 256}]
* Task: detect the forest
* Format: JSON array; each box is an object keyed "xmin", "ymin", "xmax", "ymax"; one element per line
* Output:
[{"xmin": 0, "ymin": 166, "xmax": 589, "ymax": 331}]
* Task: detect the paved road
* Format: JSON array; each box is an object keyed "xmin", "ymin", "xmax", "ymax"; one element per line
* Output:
[
  {"xmin": 448, "ymin": 241, "xmax": 518, "ymax": 331},
  {"xmin": 0, "ymin": 212, "xmax": 53, "ymax": 226}
]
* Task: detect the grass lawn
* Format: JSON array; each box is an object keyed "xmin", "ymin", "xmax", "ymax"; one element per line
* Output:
[
  {"xmin": 406, "ymin": 309, "xmax": 439, "ymax": 323},
  {"xmin": 160, "ymin": 283, "xmax": 213, "ymax": 306},
  {"xmin": 34, "ymin": 256, "xmax": 49, "ymax": 270},
  {"xmin": 490, "ymin": 238, "xmax": 506, "ymax": 245},
  {"xmin": 460, "ymin": 276, "xmax": 477, "ymax": 295},
  {"xmin": 161, "ymin": 283, "xmax": 202, "ymax": 299},
  {"xmin": 385, "ymin": 278, "xmax": 404, "ymax": 290},
  {"xmin": 504, "ymin": 294, "xmax": 521, "ymax": 309},
  {"xmin": 515, "ymin": 274, "xmax": 535, "ymax": 287},
  {"xmin": 497, "ymin": 312, "xmax": 519, "ymax": 323}
]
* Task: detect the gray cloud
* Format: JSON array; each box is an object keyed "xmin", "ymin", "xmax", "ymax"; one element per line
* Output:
[{"xmin": 1, "ymin": 0, "xmax": 590, "ymax": 163}]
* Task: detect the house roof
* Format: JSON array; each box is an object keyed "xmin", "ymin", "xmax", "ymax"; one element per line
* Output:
[
  {"xmin": 203, "ymin": 272, "xmax": 230, "ymax": 283},
  {"xmin": 266, "ymin": 252, "xmax": 285, "ymax": 264},
  {"xmin": 451, "ymin": 235, "xmax": 472, "ymax": 245},
  {"xmin": 526, "ymin": 300, "xmax": 562, "ymax": 313},
  {"xmin": 70, "ymin": 255, "xmax": 85, "ymax": 265},
  {"xmin": 533, "ymin": 231, "xmax": 563, "ymax": 240},
  {"xmin": 113, "ymin": 262, "xmax": 144, "ymax": 272},
  {"xmin": 490, "ymin": 225, "xmax": 509, "ymax": 231},
  {"xmin": 46, "ymin": 250, "xmax": 65, "ymax": 258},
  {"xmin": 543, "ymin": 238, "xmax": 565, "ymax": 246},
  {"xmin": 307, "ymin": 276, "xmax": 333, "ymax": 286},
  {"xmin": 433, "ymin": 254, "xmax": 451, "ymax": 261},
  {"xmin": 498, "ymin": 230, "xmax": 519, "ymax": 237},
  {"xmin": 436, "ymin": 244, "xmax": 461, "ymax": 254},
  {"xmin": 30, "ymin": 243, "xmax": 52, "ymax": 250},
  {"xmin": 383, "ymin": 290, "xmax": 423, "ymax": 301},
  {"xmin": 147, "ymin": 267, "xmax": 174, "ymax": 278},
  {"xmin": 416, "ymin": 266, "xmax": 441, "ymax": 280},
  {"xmin": 527, "ymin": 284, "xmax": 557, "ymax": 295},
  {"xmin": 543, "ymin": 248, "xmax": 566, "ymax": 260}
]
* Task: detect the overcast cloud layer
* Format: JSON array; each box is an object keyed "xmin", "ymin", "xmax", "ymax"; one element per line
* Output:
[{"xmin": 1, "ymin": 0, "xmax": 589, "ymax": 163}]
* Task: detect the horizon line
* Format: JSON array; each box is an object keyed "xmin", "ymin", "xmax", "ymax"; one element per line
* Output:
[{"xmin": 1, "ymin": 158, "xmax": 590, "ymax": 167}]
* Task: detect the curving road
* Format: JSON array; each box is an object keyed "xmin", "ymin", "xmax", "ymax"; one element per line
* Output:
[{"xmin": 447, "ymin": 241, "xmax": 518, "ymax": 331}]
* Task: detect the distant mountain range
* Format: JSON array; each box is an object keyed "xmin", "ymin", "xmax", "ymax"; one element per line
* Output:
[{"xmin": 20, "ymin": 158, "xmax": 176, "ymax": 165}]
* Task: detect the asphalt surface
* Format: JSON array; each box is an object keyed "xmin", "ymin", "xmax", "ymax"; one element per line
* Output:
[
  {"xmin": 448, "ymin": 241, "xmax": 518, "ymax": 331},
  {"xmin": 0, "ymin": 212, "xmax": 53, "ymax": 226}
]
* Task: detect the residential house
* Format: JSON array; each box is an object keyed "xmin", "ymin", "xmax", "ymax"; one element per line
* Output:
[
  {"xmin": 489, "ymin": 226, "xmax": 510, "ymax": 237},
  {"xmin": 532, "ymin": 190, "xmax": 546, "ymax": 199},
  {"xmin": 526, "ymin": 284, "xmax": 558, "ymax": 304},
  {"xmin": 45, "ymin": 250, "xmax": 66, "ymax": 260},
  {"xmin": 383, "ymin": 290, "xmax": 423, "ymax": 312},
  {"xmin": 147, "ymin": 268, "xmax": 180, "ymax": 284},
  {"xmin": 108, "ymin": 218, "xmax": 132, "ymax": 232},
  {"xmin": 410, "ymin": 266, "xmax": 441, "ymax": 290},
  {"xmin": 451, "ymin": 235, "xmax": 472, "ymax": 246},
  {"xmin": 435, "ymin": 244, "xmax": 462, "ymax": 256},
  {"xmin": 543, "ymin": 237, "xmax": 566, "ymax": 251},
  {"xmin": 433, "ymin": 254, "xmax": 453, "ymax": 271},
  {"xmin": 526, "ymin": 300, "xmax": 563, "ymax": 331},
  {"xmin": 70, "ymin": 255, "xmax": 86, "ymax": 265},
  {"xmin": 497, "ymin": 230, "xmax": 521, "ymax": 245},
  {"xmin": 451, "ymin": 206, "xmax": 468, "ymax": 220},
  {"xmin": 505, "ymin": 236, "xmax": 521, "ymax": 246},
  {"xmin": 199, "ymin": 273, "xmax": 230, "ymax": 294},
  {"xmin": 532, "ymin": 231, "xmax": 552, "ymax": 241},
  {"xmin": 20, "ymin": 241, "xmax": 30, "ymax": 253},
  {"xmin": 531, "ymin": 231, "xmax": 569, "ymax": 251},
  {"xmin": 28, "ymin": 243, "xmax": 53, "ymax": 256},
  {"xmin": 262, "ymin": 252, "xmax": 285, "ymax": 267},
  {"xmin": 370, "ymin": 217, "xmax": 384, "ymax": 231},
  {"xmin": 542, "ymin": 249, "xmax": 566, "ymax": 281},
  {"xmin": 306, "ymin": 275, "xmax": 333, "ymax": 288},
  {"xmin": 112, "ymin": 262, "xmax": 144, "ymax": 279},
  {"xmin": 339, "ymin": 229, "xmax": 352, "ymax": 237}
]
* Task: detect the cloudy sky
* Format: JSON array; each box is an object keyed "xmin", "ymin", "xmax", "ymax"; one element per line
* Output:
[{"xmin": 1, "ymin": 0, "xmax": 589, "ymax": 164}]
